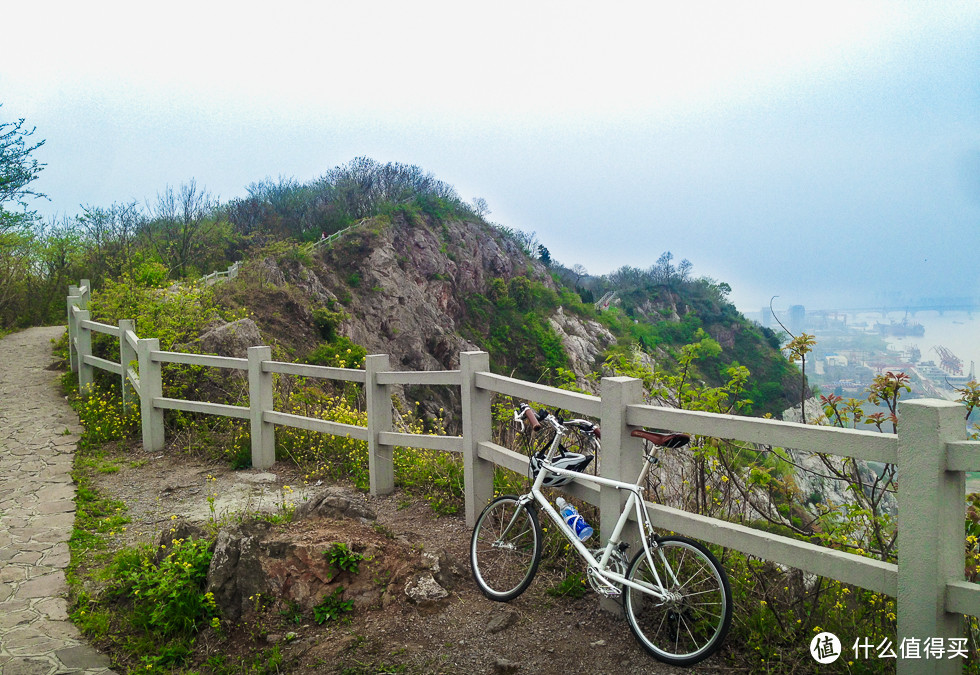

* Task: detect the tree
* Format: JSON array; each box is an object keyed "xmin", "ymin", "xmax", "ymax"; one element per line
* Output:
[
  {"xmin": 0, "ymin": 107, "xmax": 46, "ymax": 326},
  {"xmin": 537, "ymin": 244, "xmax": 551, "ymax": 267},
  {"xmin": 471, "ymin": 197, "xmax": 490, "ymax": 219},
  {"xmin": 149, "ymin": 180, "xmax": 218, "ymax": 278},
  {"xmin": 78, "ymin": 201, "xmax": 143, "ymax": 281},
  {"xmin": 0, "ymin": 107, "xmax": 45, "ymax": 217}
]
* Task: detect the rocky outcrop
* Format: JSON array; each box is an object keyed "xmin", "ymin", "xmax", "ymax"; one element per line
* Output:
[
  {"xmin": 204, "ymin": 488, "xmax": 458, "ymax": 622},
  {"xmin": 320, "ymin": 217, "xmax": 540, "ymax": 372},
  {"xmin": 196, "ymin": 318, "xmax": 263, "ymax": 359},
  {"xmin": 548, "ymin": 307, "xmax": 616, "ymax": 391}
]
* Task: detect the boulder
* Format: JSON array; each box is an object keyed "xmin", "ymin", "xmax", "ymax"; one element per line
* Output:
[
  {"xmin": 293, "ymin": 487, "xmax": 376, "ymax": 522},
  {"xmin": 197, "ymin": 318, "xmax": 263, "ymax": 359}
]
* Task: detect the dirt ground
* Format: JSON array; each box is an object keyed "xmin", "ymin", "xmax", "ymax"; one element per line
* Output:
[{"xmin": 88, "ymin": 443, "xmax": 735, "ymax": 675}]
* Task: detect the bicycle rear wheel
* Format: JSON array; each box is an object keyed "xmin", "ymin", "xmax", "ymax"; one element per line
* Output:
[
  {"xmin": 470, "ymin": 495, "xmax": 542, "ymax": 601},
  {"xmin": 623, "ymin": 536, "xmax": 731, "ymax": 666}
]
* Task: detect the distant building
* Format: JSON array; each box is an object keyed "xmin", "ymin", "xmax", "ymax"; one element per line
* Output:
[
  {"xmin": 760, "ymin": 307, "xmax": 773, "ymax": 327},
  {"xmin": 789, "ymin": 305, "xmax": 806, "ymax": 334}
]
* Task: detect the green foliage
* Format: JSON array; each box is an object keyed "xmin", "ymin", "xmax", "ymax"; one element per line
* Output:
[
  {"xmin": 275, "ymin": 387, "xmax": 370, "ymax": 487},
  {"xmin": 312, "ymin": 586, "xmax": 354, "ymax": 624},
  {"xmin": 326, "ymin": 542, "xmax": 364, "ymax": 575},
  {"xmin": 546, "ymin": 571, "xmax": 588, "ymax": 598},
  {"xmin": 725, "ymin": 554, "xmax": 897, "ymax": 673},
  {"xmin": 1, "ymin": 107, "xmax": 45, "ymax": 208},
  {"xmin": 133, "ymin": 261, "xmax": 168, "ymax": 287},
  {"xmin": 957, "ymin": 379, "xmax": 980, "ymax": 438},
  {"xmin": 312, "ymin": 307, "xmax": 347, "ymax": 341},
  {"xmin": 114, "ymin": 537, "xmax": 217, "ymax": 637},
  {"xmin": 305, "ymin": 336, "xmax": 366, "ymax": 369},
  {"xmin": 605, "ymin": 330, "xmax": 750, "ymax": 415},
  {"xmin": 91, "ymin": 273, "xmax": 243, "ymax": 354},
  {"xmin": 462, "ymin": 277, "xmax": 570, "ymax": 383},
  {"xmin": 508, "ymin": 276, "xmax": 532, "ymax": 309},
  {"xmin": 73, "ymin": 384, "xmax": 140, "ymax": 446}
]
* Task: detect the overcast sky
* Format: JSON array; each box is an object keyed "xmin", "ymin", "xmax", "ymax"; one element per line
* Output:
[{"xmin": 3, "ymin": 1, "xmax": 978, "ymax": 313}]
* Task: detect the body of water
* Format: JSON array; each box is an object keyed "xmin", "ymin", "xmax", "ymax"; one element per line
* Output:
[{"xmin": 866, "ymin": 310, "xmax": 980, "ymax": 379}]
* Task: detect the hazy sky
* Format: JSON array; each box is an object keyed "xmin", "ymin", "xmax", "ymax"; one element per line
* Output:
[{"xmin": 4, "ymin": 1, "xmax": 979, "ymax": 313}]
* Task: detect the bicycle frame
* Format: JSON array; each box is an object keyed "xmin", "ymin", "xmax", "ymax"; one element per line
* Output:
[{"xmin": 519, "ymin": 415, "xmax": 675, "ymax": 602}]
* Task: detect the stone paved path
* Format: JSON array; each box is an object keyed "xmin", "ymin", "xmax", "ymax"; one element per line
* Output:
[{"xmin": 0, "ymin": 326, "xmax": 115, "ymax": 675}]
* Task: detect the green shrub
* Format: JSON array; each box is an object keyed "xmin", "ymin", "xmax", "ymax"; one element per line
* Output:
[
  {"xmin": 326, "ymin": 542, "xmax": 364, "ymax": 575},
  {"xmin": 117, "ymin": 537, "xmax": 217, "ymax": 637},
  {"xmin": 74, "ymin": 384, "xmax": 140, "ymax": 446},
  {"xmin": 311, "ymin": 307, "xmax": 347, "ymax": 341},
  {"xmin": 313, "ymin": 587, "xmax": 353, "ymax": 624},
  {"xmin": 305, "ymin": 336, "xmax": 366, "ymax": 369}
]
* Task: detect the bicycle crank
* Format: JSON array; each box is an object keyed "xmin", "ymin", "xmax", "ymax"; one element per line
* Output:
[{"xmin": 587, "ymin": 566, "xmax": 622, "ymax": 598}]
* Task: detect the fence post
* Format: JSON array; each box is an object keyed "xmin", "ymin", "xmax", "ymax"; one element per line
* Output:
[
  {"xmin": 136, "ymin": 337, "xmax": 165, "ymax": 452},
  {"xmin": 79, "ymin": 278, "xmax": 90, "ymax": 306},
  {"xmin": 366, "ymin": 354, "xmax": 394, "ymax": 496},
  {"xmin": 461, "ymin": 351, "xmax": 493, "ymax": 528},
  {"xmin": 897, "ymin": 398, "xmax": 966, "ymax": 675},
  {"xmin": 599, "ymin": 375, "xmax": 645, "ymax": 613},
  {"xmin": 248, "ymin": 346, "xmax": 275, "ymax": 469},
  {"xmin": 75, "ymin": 308, "xmax": 94, "ymax": 390},
  {"xmin": 119, "ymin": 319, "xmax": 137, "ymax": 413},
  {"xmin": 67, "ymin": 286, "xmax": 79, "ymax": 373}
]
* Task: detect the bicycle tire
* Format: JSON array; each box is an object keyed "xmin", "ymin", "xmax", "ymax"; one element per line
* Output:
[
  {"xmin": 623, "ymin": 536, "xmax": 732, "ymax": 666},
  {"xmin": 470, "ymin": 495, "xmax": 543, "ymax": 601}
]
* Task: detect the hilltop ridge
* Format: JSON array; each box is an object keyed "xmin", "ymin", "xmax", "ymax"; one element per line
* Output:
[{"xmin": 208, "ymin": 209, "xmax": 801, "ymax": 417}]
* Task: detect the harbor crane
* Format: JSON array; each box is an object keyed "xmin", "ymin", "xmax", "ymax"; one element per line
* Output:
[{"xmin": 932, "ymin": 345, "xmax": 963, "ymax": 375}]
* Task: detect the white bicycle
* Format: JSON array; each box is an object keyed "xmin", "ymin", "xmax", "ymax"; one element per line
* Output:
[{"xmin": 470, "ymin": 404, "xmax": 732, "ymax": 667}]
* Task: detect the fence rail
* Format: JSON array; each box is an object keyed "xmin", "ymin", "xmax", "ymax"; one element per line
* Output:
[{"xmin": 66, "ymin": 279, "xmax": 979, "ymax": 674}]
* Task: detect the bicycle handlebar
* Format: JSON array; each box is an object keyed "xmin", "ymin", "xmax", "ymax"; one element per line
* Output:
[{"xmin": 522, "ymin": 405, "xmax": 542, "ymax": 431}]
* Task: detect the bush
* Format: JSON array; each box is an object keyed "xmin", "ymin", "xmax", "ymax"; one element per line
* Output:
[
  {"xmin": 118, "ymin": 537, "xmax": 217, "ymax": 637},
  {"xmin": 305, "ymin": 336, "xmax": 366, "ymax": 369}
]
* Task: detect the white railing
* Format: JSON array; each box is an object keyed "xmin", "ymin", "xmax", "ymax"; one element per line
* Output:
[
  {"xmin": 302, "ymin": 219, "xmax": 366, "ymax": 254},
  {"xmin": 66, "ymin": 280, "xmax": 980, "ymax": 674},
  {"xmin": 198, "ymin": 261, "xmax": 241, "ymax": 286}
]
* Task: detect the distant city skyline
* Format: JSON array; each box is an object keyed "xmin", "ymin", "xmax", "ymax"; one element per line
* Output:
[{"xmin": 3, "ymin": 1, "xmax": 978, "ymax": 312}]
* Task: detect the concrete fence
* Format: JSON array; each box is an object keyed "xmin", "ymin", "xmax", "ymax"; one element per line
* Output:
[
  {"xmin": 66, "ymin": 280, "xmax": 980, "ymax": 673},
  {"xmin": 199, "ymin": 261, "xmax": 240, "ymax": 286}
]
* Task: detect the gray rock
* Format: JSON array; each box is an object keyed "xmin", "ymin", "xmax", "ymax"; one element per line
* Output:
[
  {"xmin": 494, "ymin": 657, "xmax": 520, "ymax": 674},
  {"xmin": 293, "ymin": 487, "xmax": 376, "ymax": 522},
  {"xmin": 486, "ymin": 610, "xmax": 518, "ymax": 634},
  {"xmin": 404, "ymin": 573, "xmax": 448, "ymax": 605},
  {"xmin": 196, "ymin": 318, "xmax": 263, "ymax": 359}
]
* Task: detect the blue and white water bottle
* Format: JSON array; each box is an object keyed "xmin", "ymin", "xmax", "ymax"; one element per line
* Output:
[{"xmin": 556, "ymin": 497, "xmax": 593, "ymax": 541}]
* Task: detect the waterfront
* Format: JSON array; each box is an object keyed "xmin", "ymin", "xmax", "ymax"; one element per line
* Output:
[{"xmin": 767, "ymin": 307, "xmax": 979, "ymax": 402}]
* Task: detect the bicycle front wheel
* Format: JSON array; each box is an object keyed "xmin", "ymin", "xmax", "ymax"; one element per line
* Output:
[
  {"xmin": 624, "ymin": 536, "xmax": 732, "ymax": 666},
  {"xmin": 470, "ymin": 495, "xmax": 543, "ymax": 601}
]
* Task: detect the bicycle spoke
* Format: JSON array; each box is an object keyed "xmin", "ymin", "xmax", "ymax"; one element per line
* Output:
[
  {"xmin": 471, "ymin": 496, "xmax": 542, "ymax": 601},
  {"xmin": 624, "ymin": 537, "xmax": 731, "ymax": 666}
]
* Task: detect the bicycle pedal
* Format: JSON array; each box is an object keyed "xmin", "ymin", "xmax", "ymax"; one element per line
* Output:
[
  {"xmin": 598, "ymin": 585, "xmax": 622, "ymax": 598},
  {"xmin": 587, "ymin": 567, "xmax": 622, "ymax": 598}
]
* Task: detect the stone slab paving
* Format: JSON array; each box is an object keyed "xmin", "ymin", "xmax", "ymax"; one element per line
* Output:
[{"xmin": 0, "ymin": 326, "xmax": 115, "ymax": 675}]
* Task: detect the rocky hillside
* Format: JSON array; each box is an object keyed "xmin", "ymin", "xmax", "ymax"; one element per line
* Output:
[{"xmin": 212, "ymin": 210, "xmax": 800, "ymax": 418}]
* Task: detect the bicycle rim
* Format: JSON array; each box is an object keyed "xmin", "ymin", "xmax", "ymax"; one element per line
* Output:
[
  {"xmin": 470, "ymin": 496, "xmax": 542, "ymax": 601},
  {"xmin": 624, "ymin": 536, "xmax": 732, "ymax": 666}
]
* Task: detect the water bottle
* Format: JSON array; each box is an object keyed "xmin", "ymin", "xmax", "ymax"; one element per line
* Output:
[{"xmin": 556, "ymin": 497, "xmax": 593, "ymax": 541}]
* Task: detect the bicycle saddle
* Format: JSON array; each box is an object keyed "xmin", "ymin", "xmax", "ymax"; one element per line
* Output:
[{"xmin": 631, "ymin": 429, "xmax": 690, "ymax": 448}]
